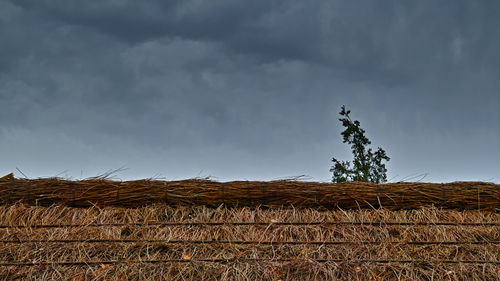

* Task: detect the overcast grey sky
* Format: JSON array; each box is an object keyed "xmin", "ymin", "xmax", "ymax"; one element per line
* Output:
[{"xmin": 0, "ymin": 0, "xmax": 499, "ymax": 182}]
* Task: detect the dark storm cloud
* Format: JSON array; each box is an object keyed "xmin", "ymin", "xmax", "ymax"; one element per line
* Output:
[
  {"xmin": 0, "ymin": 0, "xmax": 499, "ymax": 182},
  {"xmin": 12, "ymin": 1, "xmax": 500, "ymax": 74}
]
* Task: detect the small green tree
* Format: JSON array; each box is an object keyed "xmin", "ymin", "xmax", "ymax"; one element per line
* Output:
[{"xmin": 330, "ymin": 105, "xmax": 390, "ymax": 183}]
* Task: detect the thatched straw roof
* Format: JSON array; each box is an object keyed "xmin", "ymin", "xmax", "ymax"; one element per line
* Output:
[
  {"xmin": 1, "ymin": 174, "xmax": 498, "ymax": 210},
  {"xmin": 1, "ymin": 203, "xmax": 499, "ymax": 280}
]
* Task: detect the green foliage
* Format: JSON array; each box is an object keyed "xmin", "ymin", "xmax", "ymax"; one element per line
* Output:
[{"xmin": 331, "ymin": 106, "xmax": 390, "ymax": 183}]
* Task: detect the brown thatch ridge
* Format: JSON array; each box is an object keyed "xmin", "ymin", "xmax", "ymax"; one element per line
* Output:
[{"xmin": 0, "ymin": 173, "xmax": 499, "ymax": 210}]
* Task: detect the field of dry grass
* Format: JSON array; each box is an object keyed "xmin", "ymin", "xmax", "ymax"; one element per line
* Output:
[{"xmin": 0, "ymin": 203, "xmax": 499, "ymax": 280}]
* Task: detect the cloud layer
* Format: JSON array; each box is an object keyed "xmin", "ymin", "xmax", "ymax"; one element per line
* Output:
[{"xmin": 1, "ymin": 0, "xmax": 499, "ymax": 182}]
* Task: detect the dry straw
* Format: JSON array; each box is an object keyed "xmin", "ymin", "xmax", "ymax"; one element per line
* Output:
[
  {"xmin": 1, "ymin": 173, "xmax": 499, "ymax": 210},
  {"xmin": 1, "ymin": 203, "xmax": 499, "ymax": 280}
]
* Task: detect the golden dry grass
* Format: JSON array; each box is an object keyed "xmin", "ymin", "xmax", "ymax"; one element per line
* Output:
[{"xmin": 0, "ymin": 203, "xmax": 499, "ymax": 280}]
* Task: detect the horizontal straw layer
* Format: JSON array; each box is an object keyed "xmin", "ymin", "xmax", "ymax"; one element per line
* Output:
[
  {"xmin": 1, "ymin": 239, "xmax": 499, "ymax": 245},
  {"xmin": 1, "ymin": 204, "xmax": 499, "ymax": 280},
  {"xmin": 1, "ymin": 173, "xmax": 499, "ymax": 210},
  {"xmin": 3, "ymin": 258, "xmax": 500, "ymax": 267},
  {"xmin": 3, "ymin": 221, "xmax": 500, "ymax": 229}
]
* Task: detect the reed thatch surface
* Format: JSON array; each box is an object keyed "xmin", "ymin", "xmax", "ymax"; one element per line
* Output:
[
  {"xmin": 1, "ymin": 173, "xmax": 499, "ymax": 210},
  {"xmin": 0, "ymin": 203, "xmax": 499, "ymax": 280}
]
